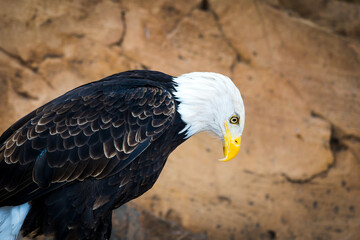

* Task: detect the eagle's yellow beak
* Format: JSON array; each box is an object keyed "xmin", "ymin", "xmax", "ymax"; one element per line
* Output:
[{"xmin": 219, "ymin": 121, "xmax": 241, "ymax": 162}]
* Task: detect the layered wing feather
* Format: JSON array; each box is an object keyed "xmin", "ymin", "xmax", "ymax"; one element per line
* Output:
[{"xmin": 0, "ymin": 81, "xmax": 176, "ymax": 206}]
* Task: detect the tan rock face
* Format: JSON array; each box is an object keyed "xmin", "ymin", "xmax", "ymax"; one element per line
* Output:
[{"xmin": 1, "ymin": 0, "xmax": 359, "ymax": 239}]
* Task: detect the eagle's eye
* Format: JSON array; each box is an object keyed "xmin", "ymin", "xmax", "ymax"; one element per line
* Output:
[{"xmin": 230, "ymin": 115, "xmax": 240, "ymax": 124}]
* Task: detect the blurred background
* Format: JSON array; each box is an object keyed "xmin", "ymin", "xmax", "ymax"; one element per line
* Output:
[{"xmin": 0, "ymin": 0, "xmax": 359, "ymax": 239}]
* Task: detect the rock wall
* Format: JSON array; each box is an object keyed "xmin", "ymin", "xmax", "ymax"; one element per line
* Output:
[{"xmin": 1, "ymin": 0, "xmax": 359, "ymax": 239}]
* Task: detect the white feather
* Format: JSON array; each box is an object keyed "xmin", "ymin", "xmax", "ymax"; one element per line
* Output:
[
  {"xmin": 173, "ymin": 72, "xmax": 245, "ymax": 139},
  {"xmin": 0, "ymin": 203, "xmax": 30, "ymax": 240}
]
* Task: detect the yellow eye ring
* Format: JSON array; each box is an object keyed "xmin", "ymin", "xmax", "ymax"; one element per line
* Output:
[{"xmin": 230, "ymin": 115, "xmax": 240, "ymax": 124}]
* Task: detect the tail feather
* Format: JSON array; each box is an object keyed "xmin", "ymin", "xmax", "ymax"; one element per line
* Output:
[{"xmin": 0, "ymin": 203, "xmax": 30, "ymax": 240}]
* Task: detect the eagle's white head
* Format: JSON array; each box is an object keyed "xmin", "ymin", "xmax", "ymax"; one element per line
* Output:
[{"xmin": 173, "ymin": 72, "xmax": 245, "ymax": 161}]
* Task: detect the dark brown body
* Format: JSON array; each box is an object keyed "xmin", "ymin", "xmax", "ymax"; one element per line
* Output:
[{"xmin": 0, "ymin": 70, "xmax": 187, "ymax": 239}]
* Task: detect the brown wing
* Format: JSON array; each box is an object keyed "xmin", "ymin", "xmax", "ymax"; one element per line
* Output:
[{"xmin": 0, "ymin": 83, "xmax": 176, "ymax": 205}]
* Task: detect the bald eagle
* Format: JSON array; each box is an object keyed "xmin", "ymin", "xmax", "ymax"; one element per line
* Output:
[{"xmin": 0, "ymin": 70, "xmax": 245, "ymax": 240}]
